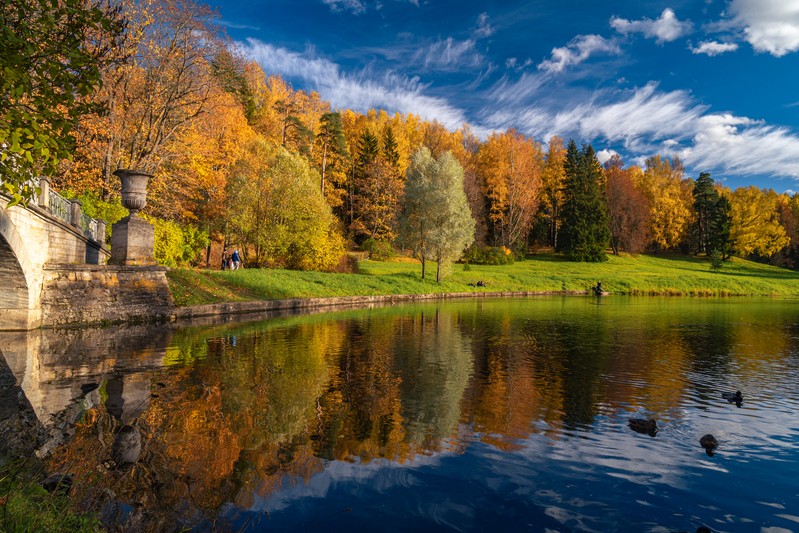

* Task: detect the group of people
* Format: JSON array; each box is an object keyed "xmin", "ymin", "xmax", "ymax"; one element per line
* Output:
[{"xmin": 221, "ymin": 248, "xmax": 242, "ymax": 270}]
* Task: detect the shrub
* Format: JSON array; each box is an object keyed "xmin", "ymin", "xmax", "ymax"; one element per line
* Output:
[
  {"xmin": 362, "ymin": 238, "xmax": 395, "ymax": 261},
  {"xmin": 142, "ymin": 215, "xmax": 209, "ymax": 268},
  {"xmin": 463, "ymin": 245, "xmax": 515, "ymax": 265},
  {"xmin": 709, "ymin": 249, "xmax": 723, "ymax": 272}
]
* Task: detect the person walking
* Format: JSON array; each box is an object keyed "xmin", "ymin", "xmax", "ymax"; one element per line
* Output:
[{"xmin": 231, "ymin": 249, "xmax": 242, "ymax": 270}]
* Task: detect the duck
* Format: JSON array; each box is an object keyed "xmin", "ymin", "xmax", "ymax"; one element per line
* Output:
[
  {"xmin": 628, "ymin": 418, "xmax": 658, "ymax": 436},
  {"xmin": 722, "ymin": 390, "xmax": 743, "ymax": 405},
  {"xmin": 699, "ymin": 434, "xmax": 718, "ymax": 451}
]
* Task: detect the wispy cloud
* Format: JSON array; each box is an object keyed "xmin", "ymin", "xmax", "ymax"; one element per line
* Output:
[
  {"xmin": 727, "ymin": 0, "xmax": 799, "ymax": 56},
  {"xmin": 487, "ymin": 72, "xmax": 547, "ymax": 105},
  {"xmin": 322, "ymin": 0, "xmax": 366, "ymax": 15},
  {"xmin": 482, "ymin": 82, "xmax": 799, "ymax": 180},
  {"xmin": 538, "ymin": 34, "xmax": 621, "ymax": 74},
  {"xmin": 610, "ymin": 8, "xmax": 693, "ymax": 44},
  {"xmin": 217, "ymin": 20, "xmax": 261, "ymax": 31},
  {"xmin": 691, "ymin": 40, "xmax": 739, "ymax": 56},
  {"xmin": 322, "ymin": 0, "xmax": 419, "ymax": 15},
  {"xmin": 238, "ymin": 38, "xmax": 468, "ymax": 129},
  {"xmin": 678, "ymin": 114, "xmax": 799, "ymax": 178},
  {"xmin": 475, "ymin": 13, "xmax": 494, "ymax": 38},
  {"xmin": 565, "ymin": 83, "xmax": 705, "ymax": 147},
  {"xmin": 414, "ymin": 38, "xmax": 482, "ymax": 70}
]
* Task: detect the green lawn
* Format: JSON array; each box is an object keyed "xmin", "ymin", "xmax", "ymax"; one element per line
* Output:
[{"xmin": 166, "ymin": 253, "xmax": 799, "ymax": 307}]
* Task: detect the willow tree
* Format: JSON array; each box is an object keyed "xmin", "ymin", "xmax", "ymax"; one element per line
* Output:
[{"xmin": 399, "ymin": 148, "xmax": 475, "ymax": 282}]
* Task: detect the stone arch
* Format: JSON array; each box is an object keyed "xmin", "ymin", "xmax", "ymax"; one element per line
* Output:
[{"xmin": 0, "ymin": 207, "xmax": 35, "ymax": 327}]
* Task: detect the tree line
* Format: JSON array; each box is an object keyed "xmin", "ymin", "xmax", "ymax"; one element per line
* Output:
[{"xmin": 3, "ymin": 0, "xmax": 798, "ymax": 273}]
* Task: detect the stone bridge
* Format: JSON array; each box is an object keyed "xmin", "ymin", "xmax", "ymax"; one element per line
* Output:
[{"xmin": 0, "ymin": 178, "xmax": 109, "ymax": 330}]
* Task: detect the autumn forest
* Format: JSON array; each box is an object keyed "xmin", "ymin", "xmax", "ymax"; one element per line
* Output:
[{"xmin": 4, "ymin": 0, "xmax": 799, "ymax": 272}]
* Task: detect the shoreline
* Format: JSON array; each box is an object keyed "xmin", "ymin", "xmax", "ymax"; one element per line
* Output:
[{"xmin": 170, "ymin": 289, "xmax": 593, "ymax": 322}]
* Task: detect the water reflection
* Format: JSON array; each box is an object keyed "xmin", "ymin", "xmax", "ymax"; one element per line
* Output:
[{"xmin": 1, "ymin": 297, "xmax": 798, "ymax": 532}]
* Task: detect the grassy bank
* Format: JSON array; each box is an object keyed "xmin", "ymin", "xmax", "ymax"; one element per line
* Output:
[
  {"xmin": 166, "ymin": 253, "xmax": 799, "ymax": 307},
  {"xmin": 0, "ymin": 460, "xmax": 100, "ymax": 532}
]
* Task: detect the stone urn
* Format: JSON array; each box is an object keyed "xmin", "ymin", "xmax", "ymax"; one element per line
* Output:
[
  {"xmin": 110, "ymin": 169, "xmax": 156, "ymax": 266},
  {"xmin": 114, "ymin": 169, "xmax": 152, "ymax": 217}
]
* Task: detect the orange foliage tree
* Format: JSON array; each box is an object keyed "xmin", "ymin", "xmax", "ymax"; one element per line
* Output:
[
  {"xmin": 477, "ymin": 129, "xmax": 543, "ymax": 249},
  {"xmin": 604, "ymin": 155, "xmax": 651, "ymax": 254}
]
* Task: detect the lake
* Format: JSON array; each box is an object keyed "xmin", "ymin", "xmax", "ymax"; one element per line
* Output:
[{"xmin": 1, "ymin": 296, "xmax": 798, "ymax": 532}]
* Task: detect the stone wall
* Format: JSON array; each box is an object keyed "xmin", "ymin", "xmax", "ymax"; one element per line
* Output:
[
  {"xmin": 1, "ymin": 194, "xmax": 109, "ymax": 329},
  {"xmin": 40, "ymin": 265, "xmax": 173, "ymax": 327}
]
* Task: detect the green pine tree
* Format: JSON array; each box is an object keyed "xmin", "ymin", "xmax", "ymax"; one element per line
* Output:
[
  {"xmin": 709, "ymin": 195, "xmax": 734, "ymax": 260},
  {"xmin": 557, "ymin": 141, "xmax": 610, "ymax": 262},
  {"xmin": 383, "ymin": 126, "xmax": 400, "ymax": 172},
  {"xmin": 691, "ymin": 172, "xmax": 721, "ymax": 255}
]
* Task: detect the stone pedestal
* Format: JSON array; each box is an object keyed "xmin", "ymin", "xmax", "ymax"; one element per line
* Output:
[
  {"xmin": 109, "ymin": 169, "xmax": 156, "ymax": 266},
  {"xmin": 110, "ymin": 215, "xmax": 156, "ymax": 266}
]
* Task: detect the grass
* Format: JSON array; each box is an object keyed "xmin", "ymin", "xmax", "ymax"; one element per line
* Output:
[
  {"xmin": 166, "ymin": 252, "xmax": 799, "ymax": 307},
  {"xmin": 0, "ymin": 460, "xmax": 100, "ymax": 533}
]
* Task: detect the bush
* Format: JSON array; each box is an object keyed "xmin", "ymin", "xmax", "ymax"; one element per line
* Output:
[
  {"xmin": 362, "ymin": 238, "xmax": 395, "ymax": 261},
  {"xmin": 141, "ymin": 215, "xmax": 209, "ymax": 268},
  {"xmin": 709, "ymin": 249, "xmax": 724, "ymax": 272},
  {"xmin": 463, "ymin": 245, "xmax": 515, "ymax": 265},
  {"xmin": 63, "ymin": 190, "xmax": 127, "ymax": 243}
]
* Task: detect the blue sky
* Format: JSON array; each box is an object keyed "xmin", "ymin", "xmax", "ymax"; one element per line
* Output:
[{"xmin": 214, "ymin": 0, "xmax": 799, "ymax": 192}]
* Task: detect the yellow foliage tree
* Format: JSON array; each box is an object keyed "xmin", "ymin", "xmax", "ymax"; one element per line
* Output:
[
  {"xmin": 729, "ymin": 186, "xmax": 790, "ymax": 257},
  {"xmin": 226, "ymin": 139, "xmax": 345, "ymax": 271},
  {"xmin": 540, "ymin": 136, "xmax": 566, "ymax": 248},
  {"xmin": 637, "ymin": 155, "xmax": 692, "ymax": 251}
]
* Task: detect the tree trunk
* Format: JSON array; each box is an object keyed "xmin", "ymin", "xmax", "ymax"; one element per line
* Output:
[{"xmin": 436, "ymin": 258, "xmax": 441, "ymax": 283}]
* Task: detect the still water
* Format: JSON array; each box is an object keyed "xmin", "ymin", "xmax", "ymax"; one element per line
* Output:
[{"xmin": 1, "ymin": 297, "xmax": 799, "ymax": 532}]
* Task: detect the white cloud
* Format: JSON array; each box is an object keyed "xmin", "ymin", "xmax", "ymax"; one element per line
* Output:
[
  {"xmin": 238, "ymin": 39, "xmax": 468, "ymax": 129},
  {"xmin": 678, "ymin": 114, "xmax": 799, "ymax": 178},
  {"xmin": 691, "ymin": 40, "xmax": 739, "ymax": 56},
  {"xmin": 596, "ymin": 149, "xmax": 619, "ymax": 164},
  {"xmin": 572, "ymin": 84, "xmax": 705, "ymax": 146},
  {"xmin": 610, "ymin": 8, "xmax": 693, "ymax": 44},
  {"xmin": 415, "ymin": 38, "xmax": 481, "ymax": 70},
  {"xmin": 323, "ymin": 0, "xmax": 419, "ymax": 14},
  {"xmin": 216, "ymin": 20, "xmax": 260, "ymax": 31},
  {"xmin": 728, "ymin": 0, "xmax": 799, "ymax": 56},
  {"xmin": 487, "ymin": 72, "xmax": 547, "ymax": 104},
  {"xmin": 476, "ymin": 12, "xmax": 494, "ymax": 38},
  {"xmin": 482, "ymin": 82, "xmax": 799, "ymax": 180},
  {"xmin": 538, "ymin": 34, "xmax": 621, "ymax": 73},
  {"xmin": 322, "ymin": 0, "xmax": 366, "ymax": 15}
]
